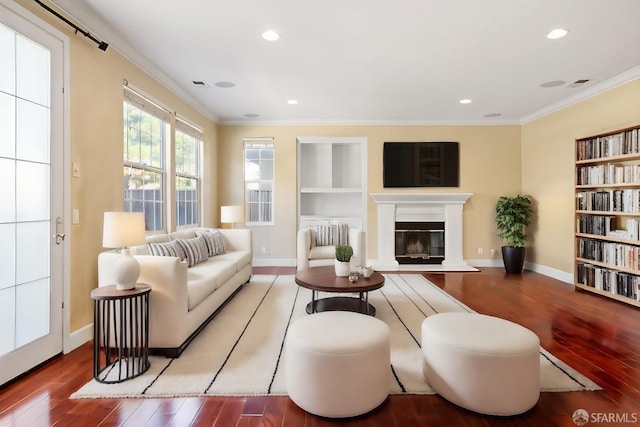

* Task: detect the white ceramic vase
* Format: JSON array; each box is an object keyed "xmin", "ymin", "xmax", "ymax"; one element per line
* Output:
[
  {"xmin": 334, "ymin": 259, "xmax": 350, "ymax": 277},
  {"xmin": 113, "ymin": 248, "xmax": 140, "ymax": 290}
]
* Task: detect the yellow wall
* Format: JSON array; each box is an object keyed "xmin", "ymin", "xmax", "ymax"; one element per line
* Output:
[
  {"xmin": 522, "ymin": 79, "xmax": 640, "ymax": 273},
  {"xmin": 13, "ymin": 0, "xmax": 640, "ymax": 339},
  {"xmin": 218, "ymin": 125, "xmax": 522, "ymax": 263},
  {"xmin": 14, "ymin": 0, "xmax": 218, "ymax": 332}
]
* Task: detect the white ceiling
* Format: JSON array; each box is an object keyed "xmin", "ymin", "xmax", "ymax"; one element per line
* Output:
[{"xmin": 52, "ymin": 0, "xmax": 640, "ymax": 125}]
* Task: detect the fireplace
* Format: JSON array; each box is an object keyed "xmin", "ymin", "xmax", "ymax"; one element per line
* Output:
[
  {"xmin": 395, "ymin": 222, "xmax": 444, "ymax": 264},
  {"xmin": 371, "ymin": 193, "xmax": 473, "ymax": 270}
]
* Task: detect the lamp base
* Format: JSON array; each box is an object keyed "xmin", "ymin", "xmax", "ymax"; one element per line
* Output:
[{"xmin": 113, "ymin": 249, "xmax": 140, "ymax": 290}]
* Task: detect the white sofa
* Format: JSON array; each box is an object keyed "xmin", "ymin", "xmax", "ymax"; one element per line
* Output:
[
  {"xmin": 98, "ymin": 228, "xmax": 252, "ymax": 357},
  {"xmin": 296, "ymin": 226, "xmax": 365, "ymax": 271}
]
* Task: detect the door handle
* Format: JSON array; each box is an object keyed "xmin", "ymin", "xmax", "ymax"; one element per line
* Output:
[{"xmin": 54, "ymin": 216, "xmax": 65, "ymax": 245}]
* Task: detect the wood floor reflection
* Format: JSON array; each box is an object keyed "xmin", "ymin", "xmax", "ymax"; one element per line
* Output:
[{"xmin": 0, "ymin": 267, "xmax": 638, "ymax": 426}]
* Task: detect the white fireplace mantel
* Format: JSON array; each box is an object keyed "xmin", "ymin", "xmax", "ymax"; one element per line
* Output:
[{"xmin": 370, "ymin": 193, "xmax": 473, "ymax": 271}]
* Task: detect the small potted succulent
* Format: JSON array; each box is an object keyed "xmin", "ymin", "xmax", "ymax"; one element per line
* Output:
[{"xmin": 335, "ymin": 244, "xmax": 353, "ymax": 277}]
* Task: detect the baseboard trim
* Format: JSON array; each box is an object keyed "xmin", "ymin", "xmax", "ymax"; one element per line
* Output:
[
  {"xmin": 524, "ymin": 262, "xmax": 573, "ymax": 284},
  {"xmin": 65, "ymin": 323, "xmax": 93, "ymax": 354},
  {"xmin": 252, "ymin": 258, "xmax": 296, "ymax": 267}
]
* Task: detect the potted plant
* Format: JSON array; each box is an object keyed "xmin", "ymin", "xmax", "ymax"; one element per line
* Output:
[
  {"xmin": 335, "ymin": 244, "xmax": 354, "ymax": 277},
  {"xmin": 495, "ymin": 195, "xmax": 533, "ymax": 274}
]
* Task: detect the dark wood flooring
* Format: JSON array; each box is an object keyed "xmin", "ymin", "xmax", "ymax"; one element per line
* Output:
[{"xmin": 1, "ymin": 267, "xmax": 639, "ymax": 426}]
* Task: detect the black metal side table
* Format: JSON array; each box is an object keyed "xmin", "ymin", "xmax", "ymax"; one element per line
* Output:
[{"xmin": 91, "ymin": 284, "xmax": 151, "ymax": 383}]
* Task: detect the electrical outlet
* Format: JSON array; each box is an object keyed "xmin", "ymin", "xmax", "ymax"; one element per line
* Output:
[
  {"xmin": 261, "ymin": 246, "xmax": 268, "ymax": 255},
  {"xmin": 490, "ymin": 248, "xmax": 496, "ymax": 256},
  {"xmin": 477, "ymin": 247, "xmax": 483, "ymax": 255}
]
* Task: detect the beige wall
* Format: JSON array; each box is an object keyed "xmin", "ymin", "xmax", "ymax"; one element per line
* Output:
[
  {"xmin": 15, "ymin": 0, "xmax": 640, "ymax": 339},
  {"xmin": 15, "ymin": 0, "xmax": 218, "ymax": 332},
  {"xmin": 522, "ymin": 79, "xmax": 640, "ymax": 273},
  {"xmin": 218, "ymin": 125, "xmax": 522, "ymax": 264}
]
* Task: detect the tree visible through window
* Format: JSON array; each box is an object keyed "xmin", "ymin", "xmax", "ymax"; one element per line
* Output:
[
  {"xmin": 123, "ymin": 86, "xmax": 169, "ymax": 231},
  {"xmin": 175, "ymin": 119, "xmax": 201, "ymax": 227},
  {"xmin": 244, "ymin": 138, "xmax": 274, "ymax": 224}
]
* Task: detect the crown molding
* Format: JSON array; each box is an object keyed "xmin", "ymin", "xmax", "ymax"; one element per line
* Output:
[
  {"xmin": 520, "ymin": 66, "xmax": 640, "ymax": 125},
  {"xmin": 51, "ymin": 0, "xmax": 220, "ymax": 123}
]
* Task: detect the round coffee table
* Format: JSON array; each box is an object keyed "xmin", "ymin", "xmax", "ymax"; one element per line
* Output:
[{"xmin": 294, "ymin": 266, "xmax": 385, "ymax": 316}]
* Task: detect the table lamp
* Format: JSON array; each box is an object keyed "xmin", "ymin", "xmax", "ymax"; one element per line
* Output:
[
  {"xmin": 102, "ymin": 211, "xmax": 146, "ymax": 290},
  {"xmin": 220, "ymin": 205, "xmax": 243, "ymax": 229}
]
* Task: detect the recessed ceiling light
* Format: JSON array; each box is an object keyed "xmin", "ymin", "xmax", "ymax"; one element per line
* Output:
[
  {"xmin": 484, "ymin": 113, "xmax": 502, "ymax": 118},
  {"xmin": 287, "ymin": 99, "xmax": 299, "ymax": 105},
  {"xmin": 262, "ymin": 30, "xmax": 280, "ymax": 41},
  {"xmin": 244, "ymin": 113, "xmax": 260, "ymax": 118},
  {"xmin": 540, "ymin": 80, "xmax": 565, "ymax": 88},
  {"xmin": 459, "ymin": 99, "xmax": 472, "ymax": 104},
  {"xmin": 547, "ymin": 28, "xmax": 568, "ymax": 39},
  {"xmin": 214, "ymin": 81, "xmax": 236, "ymax": 88}
]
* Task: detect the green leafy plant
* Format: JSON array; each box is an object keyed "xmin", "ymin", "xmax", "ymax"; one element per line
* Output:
[
  {"xmin": 495, "ymin": 195, "xmax": 533, "ymax": 247},
  {"xmin": 335, "ymin": 244, "xmax": 354, "ymax": 262}
]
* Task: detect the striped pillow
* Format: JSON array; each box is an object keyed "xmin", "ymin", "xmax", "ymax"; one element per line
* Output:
[
  {"xmin": 196, "ymin": 229, "xmax": 226, "ymax": 256},
  {"xmin": 147, "ymin": 240, "xmax": 186, "ymax": 260},
  {"xmin": 315, "ymin": 224, "xmax": 349, "ymax": 246},
  {"xmin": 176, "ymin": 235, "xmax": 210, "ymax": 267}
]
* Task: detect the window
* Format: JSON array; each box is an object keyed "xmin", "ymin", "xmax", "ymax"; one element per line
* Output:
[
  {"xmin": 175, "ymin": 118, "xmax": 202, "ymax": 227},
  {"xmin": 244, "ymin": 138, "xmax": 274, "ymax": 225},
  {"xmin": 123, "ymin": 86, "xmax": 170, "ymax": 231}
]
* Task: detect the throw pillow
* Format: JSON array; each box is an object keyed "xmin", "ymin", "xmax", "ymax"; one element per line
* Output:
[
  {"xmin": 315, "ymin": 224, "xmax": 349, "ymax": 246},
  {"xmin": 195, "ymin": 229, "xmax": 227, "ymax": 257},
  {"xmin": 147, "ymin": 240, "xmax": 186, "ymax": 260},
  {"xmin": 176, "ymin": 235, "xmax": 209, "ymax": 267}
]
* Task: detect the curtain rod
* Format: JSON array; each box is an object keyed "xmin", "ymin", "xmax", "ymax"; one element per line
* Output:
[{"xmin": 34, "ymin": 0, "xmax": 108, "ymax": 51}]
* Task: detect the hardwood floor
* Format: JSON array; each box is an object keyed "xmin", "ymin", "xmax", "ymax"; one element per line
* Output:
[{"xmin": 1, "ymin": 267, "xmax": 638, "ymax": 426}]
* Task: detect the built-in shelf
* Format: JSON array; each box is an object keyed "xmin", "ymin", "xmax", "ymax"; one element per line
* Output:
[
  {"xmin": 297, "ymin": 136, "xmax": 366, "ymax": 231},
  {"xmin": 574, "ymin": 124, "xmax": 640, "ymax": 307}
]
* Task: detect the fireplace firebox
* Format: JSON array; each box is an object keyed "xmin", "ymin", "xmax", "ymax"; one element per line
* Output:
[{"xmin": 395, "ymin": 222, "xmax": 444, "ymax": 264}]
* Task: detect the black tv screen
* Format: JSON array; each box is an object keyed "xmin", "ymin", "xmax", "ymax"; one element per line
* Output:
[{"xmin": 383, "ymin": 142, "xmax": 459, "ymax": 187}]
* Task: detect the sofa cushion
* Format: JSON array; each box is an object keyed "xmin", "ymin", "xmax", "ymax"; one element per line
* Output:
[
  {"xmin": 186, "ymin": 259, "xmax": 237, "ymax": 310},
  {"xmin": 170, "ymin": 229, "xmax": 198, "ymax": 240},
  {"xmin": 309, "ymin": 245, "xmax": 336, "ymax": 260},
  {"xmin": 213, "ymin": 250, "xmax": 252, "ymax": 270},
  {"xmin": 196, "ymin": 229, "xmax": 226, "ymax": 257},
  {"xmin": 148, "ymin": 240, "xmax": 186, "ymax": 259},
  {"xmin": 176, "ymin": 235, "xmax": 209, "ymax": 267}
]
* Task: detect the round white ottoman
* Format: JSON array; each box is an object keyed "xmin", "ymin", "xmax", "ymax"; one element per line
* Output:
[
  {"xmin": 286, "ymin": 311, "xmax": 391, "ymax": 418},
  {"xmin": 421, "ymin": 312, "xmax": 540, "ymax": 416}
]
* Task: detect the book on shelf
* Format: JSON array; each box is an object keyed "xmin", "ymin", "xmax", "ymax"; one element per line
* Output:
[
  {"xmin": 576, "ymin": 163, "xmax": 640, "ymax": 185},
  {"xmin": 576, "ymin": 262, "xmax": 640, "ymax": 300},
  {"xmin": 576, "ymin": 129, "xmax": 640, "ymax": 161},
  {"xmin": 575, "ymin": 189, "xmax": 640, "ymax": 213}
]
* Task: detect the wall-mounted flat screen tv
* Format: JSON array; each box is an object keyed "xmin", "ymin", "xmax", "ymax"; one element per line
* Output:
[{"xmin": 383, "ymin": 142, "xmax": 459, "ymax": 188}]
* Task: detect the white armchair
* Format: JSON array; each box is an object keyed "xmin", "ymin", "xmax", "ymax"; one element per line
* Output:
[{"xmin": 297, "ymin": 226, "xmax": 366, "ymax": 271}]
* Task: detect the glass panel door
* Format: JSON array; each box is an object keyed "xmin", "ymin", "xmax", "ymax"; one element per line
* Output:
[{"xmin": 0, "ymin": 4, "xmax": 64, "ymax": 386}]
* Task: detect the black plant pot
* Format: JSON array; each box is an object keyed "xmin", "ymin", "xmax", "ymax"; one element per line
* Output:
[{"xmin": 501, "ymin": 246, "xmax": 526, "ymax": 274}]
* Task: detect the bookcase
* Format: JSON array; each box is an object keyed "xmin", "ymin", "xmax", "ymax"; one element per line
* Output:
[
  {"xmin": 297, "ymin": 136, "xmax": 366, "ymax": 231},
  {"xmin": 575, "ymin": 124, "xmax": 640, "ymax": 307}
]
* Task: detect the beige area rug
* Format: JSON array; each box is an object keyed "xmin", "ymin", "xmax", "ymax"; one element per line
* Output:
[{"xmin": 71, "ymin": 274, "xmax": 601, "ymax": 398}]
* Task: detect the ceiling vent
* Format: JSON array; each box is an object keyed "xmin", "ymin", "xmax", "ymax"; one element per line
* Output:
[
  {"xmin": 191, "ymin": 80, "xmax": 210, "ymax": 88},
  {"xmin": 566, "ymin": 79, "xmax": 590, "ymax": 88}
]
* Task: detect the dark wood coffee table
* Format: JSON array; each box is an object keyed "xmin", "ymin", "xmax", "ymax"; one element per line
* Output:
[{"xmin": 294, "ymin": 265, "xmax": 385, "ymax": 316}]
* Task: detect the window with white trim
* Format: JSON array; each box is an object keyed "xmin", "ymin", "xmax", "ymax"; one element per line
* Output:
[
  {"xmin": 123, "ymin": 86, "xmax": 170, "ymax": 231},
  {"xmin": 175, "ymin": 118, "xmax": 202, "ymax": 227},
  {"xmin": 244, "ymin": 138, "xmax": 274, "ymax": 225}
]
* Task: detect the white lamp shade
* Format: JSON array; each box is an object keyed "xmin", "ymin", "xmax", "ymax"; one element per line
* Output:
[
  {"xmin": 103, "ymin": 212, "xmax": 146, "ymax": 249},
  {"xmin": 221, "ymin": 205, "xmax": 244, "ymax": 224}
]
